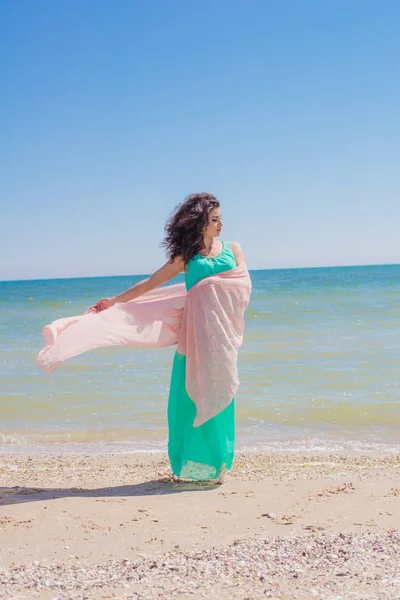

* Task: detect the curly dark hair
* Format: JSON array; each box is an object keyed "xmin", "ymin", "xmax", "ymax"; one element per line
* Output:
[{"xmin": 162, "ymin": 193, "xmax": 220, "ymax": 265}]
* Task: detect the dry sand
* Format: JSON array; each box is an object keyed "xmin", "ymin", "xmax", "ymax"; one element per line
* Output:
[{"xmin": 0, "ymin": 452, "xmax": 399, "ymax": 599}]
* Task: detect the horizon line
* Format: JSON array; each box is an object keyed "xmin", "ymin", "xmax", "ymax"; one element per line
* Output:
[{"xmin": 1, "ymin": 260, "xmax": 399, "ymax": 284}]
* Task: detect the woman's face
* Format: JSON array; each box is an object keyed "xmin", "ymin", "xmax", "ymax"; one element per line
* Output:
[{"xmin": 205, "ymin": 208, "xmax": 223, "ymax": 238}]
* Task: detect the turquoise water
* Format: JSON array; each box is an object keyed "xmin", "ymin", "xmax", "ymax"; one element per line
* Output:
[{"xmin": 1, "ymin": 265, "xmax": 399, "ymax": 454}]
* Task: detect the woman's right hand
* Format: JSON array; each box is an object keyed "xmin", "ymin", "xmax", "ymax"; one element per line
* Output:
[
  {"xmin": 88, "ymin": 257, "xmax": 185, "ymax": 313},
  {"xmin": 89, "ymin": 297, "xmax": 117, "ymax": 313}
]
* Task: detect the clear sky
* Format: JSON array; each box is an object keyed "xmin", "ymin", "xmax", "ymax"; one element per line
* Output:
[{"xmin": 1, "ymin": 0, "xmax": 399, "ymax": 281}]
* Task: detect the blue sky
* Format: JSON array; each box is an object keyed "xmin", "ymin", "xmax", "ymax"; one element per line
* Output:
[{"xmin": 1, "ymin": 0, "xmax": 399, "ymax": 280}]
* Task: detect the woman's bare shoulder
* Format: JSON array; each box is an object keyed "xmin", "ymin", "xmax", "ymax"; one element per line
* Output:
[
  {"xmin": 230, "ymin": 241, "xmax": 242, "ymax": 250},
  {"xmin": 229, "ymin": 241, "xmax": 245, "ymax": 266}
]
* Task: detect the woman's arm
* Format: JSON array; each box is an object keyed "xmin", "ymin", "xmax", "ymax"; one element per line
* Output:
[
  {"xmin": 90, "ymin": 256, "xmax": 184, "ymax": 312},
  {"xmin": 230, "ymin": 241, "xmax": 245, "ymax": 266}
]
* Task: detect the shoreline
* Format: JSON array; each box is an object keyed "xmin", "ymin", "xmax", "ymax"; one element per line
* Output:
[
  {"xmin": 1, "ymin": 425, "xmax": 400, "ymax": 456},
  {"xmin": 1, "ymin": 440, "xmax": 399, "ymax": 456},
  {"xmin": 1, "ymin": 452, "xmax": 399, "ymax": 598}
]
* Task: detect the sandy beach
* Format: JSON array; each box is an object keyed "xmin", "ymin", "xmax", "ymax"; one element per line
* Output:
[{"xmin": 0, "ymin": 452, "xmax": 399, "ymax": 599}]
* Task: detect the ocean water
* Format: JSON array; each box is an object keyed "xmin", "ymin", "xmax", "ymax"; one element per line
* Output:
[{"xmin": 1, "ymin": 265, "xmax": 399, "ymax": 455}]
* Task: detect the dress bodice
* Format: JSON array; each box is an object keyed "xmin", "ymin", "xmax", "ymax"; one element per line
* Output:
[{"xmin": 185, "ymin": 241, "xmax": 237, "ymax": 291}]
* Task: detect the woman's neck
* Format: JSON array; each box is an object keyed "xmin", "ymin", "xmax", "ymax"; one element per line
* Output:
[{"xmin": 203, "ymin": 235, "xmax": 214, "ymax": 251}]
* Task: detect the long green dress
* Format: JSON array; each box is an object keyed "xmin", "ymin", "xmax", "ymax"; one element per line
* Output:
[{"xmin": 167, "ymin": 241, "xmax": 237, "ymax": 480}]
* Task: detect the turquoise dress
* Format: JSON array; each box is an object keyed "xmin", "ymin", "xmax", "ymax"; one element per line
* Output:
[{"xmin": 168, "ymin": 241, "xmax": 237, "ymax": 480}]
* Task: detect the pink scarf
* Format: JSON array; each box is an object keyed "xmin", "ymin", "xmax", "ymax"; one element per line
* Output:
[{"xmin": 37, "ymin": 264, "xmax": 252, "ymax": 427}]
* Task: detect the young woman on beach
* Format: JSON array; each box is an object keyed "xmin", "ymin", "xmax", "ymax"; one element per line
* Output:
[{"xmin": 90, "ymin": 193, "xmax": 246, "ymax": 484}]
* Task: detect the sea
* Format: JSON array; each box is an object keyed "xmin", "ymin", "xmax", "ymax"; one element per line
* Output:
[{"xmin": 1, "ymin": 264, "xmax": 399, "ymax": 455}]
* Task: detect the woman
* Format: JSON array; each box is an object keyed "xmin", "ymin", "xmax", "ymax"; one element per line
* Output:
[{"xmin": 90, "ymin": 193, "xmax": 246, "ymax": 483}]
